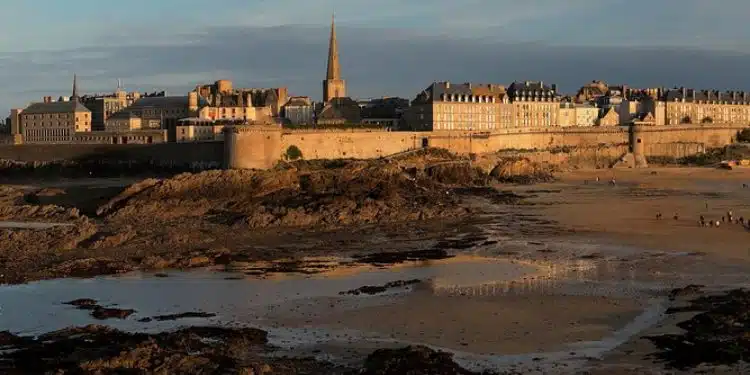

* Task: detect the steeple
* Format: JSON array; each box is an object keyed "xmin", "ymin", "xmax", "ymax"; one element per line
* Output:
[
  {"xmin": 323, "ymin": 13, "xmax": 346, "ymax": 102},
  {"xmin": 72, "ymin": 74, "xmax": 79, "ymax": 100},
  {"xmin": 326, "ymin": 14, "xmax": 340, "ymax": 80}
]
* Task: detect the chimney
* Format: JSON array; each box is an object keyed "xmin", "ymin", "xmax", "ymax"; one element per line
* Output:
[{"xmin": 445, "ymin": 81, "xmax": 450, "ymax": 89}]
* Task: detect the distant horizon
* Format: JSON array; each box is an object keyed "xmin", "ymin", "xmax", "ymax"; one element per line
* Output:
[{"xmin": 3, "ymin": 1, "xmax": 750, "ymax": 114}]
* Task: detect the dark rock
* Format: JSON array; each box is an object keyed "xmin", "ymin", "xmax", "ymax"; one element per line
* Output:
[
  {"xmin": 361, "ymin": 345, "xmax": 488, "ymax": 375},
  {"xmin": 355, "ymin": 250, "xmax": 452, "ymax": 265},
  {"xmin": 150, "ymin": 312, "xmax": 217, "ymax": 321},
  {"xmin": 668, "ymin": 284, "xmax": 705, "ymax": 301},
  {"xmin": 648, "ymin": 289, "xmax": 750, "ymax": 369},
  {"xmin": 90, "ymin": 306, "xmax": 135, "ymax": 320},
  {"xmin": 340, "ymin": 279, "xmax": 421, "ymax": 296},
  {"xmin": 63, "ymin": 298, "xmax": 98, "ymax": 310}
]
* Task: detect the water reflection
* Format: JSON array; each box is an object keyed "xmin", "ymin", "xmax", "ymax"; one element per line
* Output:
[{"xmin": 427, "ymin": 258, "xmax": 662, "ymax": 297}]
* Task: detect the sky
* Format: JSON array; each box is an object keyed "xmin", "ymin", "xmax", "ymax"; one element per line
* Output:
[{"xmin": 3, "ymin": 0, "xmax": 750, "ymax": 115}]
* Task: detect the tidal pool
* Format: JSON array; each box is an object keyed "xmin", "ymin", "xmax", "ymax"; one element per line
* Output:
[{"xmin": 0, "ymin": 255, "xmax": 537, "ymax": 335}]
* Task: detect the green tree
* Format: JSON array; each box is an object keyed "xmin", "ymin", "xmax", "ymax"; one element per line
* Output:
[{"xmin": 285, "ymin": 145, "xmax": 303, "ymax": 160}]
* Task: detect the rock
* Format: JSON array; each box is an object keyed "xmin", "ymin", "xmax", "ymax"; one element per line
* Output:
[
  {"xmin": 361, "ymin": 345, "xmax": 480, "ymax": 375},
  {"xmin": 64, "ymin": 298, "xmax": 98, "ymax": 309},
  {"xmin": 90, "ymin": 306, "xmax": 135, "ymax": 320}
]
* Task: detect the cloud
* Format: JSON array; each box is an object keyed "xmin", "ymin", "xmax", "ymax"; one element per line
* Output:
[{"xmin": 2, "ymin": 24, "xmax": 750, "ymax": 117}]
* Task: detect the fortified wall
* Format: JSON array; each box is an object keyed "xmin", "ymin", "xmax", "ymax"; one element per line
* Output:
[
  {"xmin": 0, "ymin": 124, "xmax": 745, "ymax": 170},
  {"xmin": 225, "ymin": 123, "xmax": 748, "ymax": 169}
]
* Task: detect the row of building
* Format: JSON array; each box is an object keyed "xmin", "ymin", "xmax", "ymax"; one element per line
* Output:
[{"xmin": 4, "ymin": 16, "xmax": 750, "ymax": 146}]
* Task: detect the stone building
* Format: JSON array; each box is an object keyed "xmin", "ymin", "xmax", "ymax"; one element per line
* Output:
[
  {"xmin": 558, "ymin": 102, "xmax": 598, "ymax": 127},
  {"xmin": 323, "ymin": 15, "xmax": 346, "ymax": 103},
  {"xmin": 507, "ymin": 81, "xmax": 560, "ymax": 128},
  {"xmin": 282, "ymin": 96, "xmax": 314, "ymax": 125},
  {"xmin": 190, "ymin": 80, "xmax": 288, "ymax": 124},
  {"xmin": 119, "ymin": 94, "xmax": 191, "ymax": 130},
  {"xmin": 316, "ymin": 97, "xmax": 361, "ymax": 125},
  {"xmin": 405, "ymin": 82, "xmax": 512, "ymax": 131},
  {"xmin": 175, "ymin": 118, "xmax": 225, "ymax": 142},
  {"xmin": 9, "ymin": 108, "xmax": 22, "ymax": 135},
  {"xmin": 575, "ymin": 104, "xmax": 599, "ymax": 126},
  {"xmin": 359, "ymin": 97, "xmax": 410, "ymax": 128},
  {"xmin": 661, "ymin": 88, "xmax": 750, "ymax": 125},
  {"xmin": 81, "ymin": 82, "xmax": 140, "ymax": 131},
  {"xmin": 558, "ymin": 102, "xmax": 576, "ymax": 127},
  {"xmin": 73, "ymin": 129, "xmax": 167, "ymax": 144},
  {"xmin": 19, "ymin": 76, "xmax": 92, "ymax": 144},
  {"xmin": 105, "ymin": 111, "xmax": 142, "ymax": 132},
  {"xmin": 575, "ymin": 80, "xmax": 609, "ymax": 104},
  {"xmin": 597, "ymin": 107, "xmax": 620, "ymax": 126}
]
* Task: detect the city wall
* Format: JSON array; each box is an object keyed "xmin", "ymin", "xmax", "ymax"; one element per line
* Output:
[{"xmin": 0, "ymin": 123, "xmax": 746, "ymax": 170}]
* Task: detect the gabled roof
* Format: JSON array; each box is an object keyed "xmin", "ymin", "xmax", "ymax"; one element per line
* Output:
[{"xmin": 23, "ymin": 100, "xmax": 90, "ymax": 114}]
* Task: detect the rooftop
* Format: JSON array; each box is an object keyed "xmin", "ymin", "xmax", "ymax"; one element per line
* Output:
[{"xmin": 23, "ymin": 100, "xmax": 90, "ymax": 114}]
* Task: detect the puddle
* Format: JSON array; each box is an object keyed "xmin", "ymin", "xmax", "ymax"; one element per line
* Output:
[
  {"xmin": 0, "ymin": 255, "xmax": 537, "ymax": 336},
  {"xmin": 0, "ymin": 253, "xmax": 718, "ymax": 373},
  {"xmin": 0, "ymin": 221, "xmax": 74, "ymax": 229}
]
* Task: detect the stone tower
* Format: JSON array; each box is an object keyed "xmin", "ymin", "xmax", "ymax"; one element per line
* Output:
[
  {"xmin": 72, "ymin": 74, "xmax": 79, "ymax": 100},
  {"xmin": 323, "ymin": 14, "xmax": 346, "ymax": 102}
]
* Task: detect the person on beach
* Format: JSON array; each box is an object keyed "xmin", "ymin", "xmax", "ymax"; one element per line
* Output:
[
  {"xmin": 673, "ymin": 213, "xmax": 679, "ymax": 220},
  {"xmin": 656, "ymin": 212, "xmax": 662, "ymax": 220}
]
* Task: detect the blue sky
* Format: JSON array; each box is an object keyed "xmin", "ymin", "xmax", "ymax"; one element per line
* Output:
[{"xmin": 2, "ymin": 0, "xmax": 750, "ymax": 114}]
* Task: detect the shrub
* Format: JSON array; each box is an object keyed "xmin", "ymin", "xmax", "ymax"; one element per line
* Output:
[
  {"xmin": 285, "ymin": 145, "xmax": 303, "ymax": 161},
  {"xmin": 737, "ymin": 129, "xmax": 750, "ymax": 143}
]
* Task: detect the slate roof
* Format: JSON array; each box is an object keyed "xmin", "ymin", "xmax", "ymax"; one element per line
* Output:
[
  {"xmin": 23, "ymin": 100, "xmax": 90, "ymax": 114},
  {"xmin": 412, "ymin": 82, "xmax": 507, "ymax": 104},
  {"xmin": 285, "ymin": 96, "xmax": 312, "ymax": 107},
  {"xmin": 663, "ymin": 88, "xmax": 750, "ymax": 104},
  {"xmin": 317, "ymin": 97, "xmax": 360, "ymax": 122},
  {"xmin": 129, "ymin": 96, "xmax": 190, "ymax": 109},
  {"xmin": 507, "ymin": 81, "xmax": 558, "ymax": 98}
]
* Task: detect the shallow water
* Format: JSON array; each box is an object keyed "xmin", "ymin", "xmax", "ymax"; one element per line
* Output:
[{"xmin": 0, "ymin": 255, "xmax": 535, "ymax": 335}]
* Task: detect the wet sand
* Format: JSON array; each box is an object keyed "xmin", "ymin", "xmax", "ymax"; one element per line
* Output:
[
  {"xmin": 525, "ymin": 168, "xmax": 750, "ymax": 261},
  {"xmin": 276, "ymin": 292, "xmax": 645, "ymax": 355},
  {"xmin": 3, "ymin": 166, "xmax": 750, "ymax": 373}
]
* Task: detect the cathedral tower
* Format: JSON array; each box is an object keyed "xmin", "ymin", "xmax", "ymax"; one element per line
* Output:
[{"xmin": 323, "ymin": 14, "xmax": 346, "ymax": 102}]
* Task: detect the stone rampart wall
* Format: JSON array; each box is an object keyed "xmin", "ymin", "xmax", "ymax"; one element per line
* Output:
[
  {"xmin": 280, "ymin": 130, "xmax": 423, "ymax": 160},
  {"xmin": 0, "ymin": 124, "xmax": 746, "ymax": 170}
]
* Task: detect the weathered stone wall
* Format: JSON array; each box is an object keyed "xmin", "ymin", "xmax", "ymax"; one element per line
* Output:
[
  {"xmin": 0, "ymin": 123, "xmax": 746, "ymax": 171},
  {"xmin": 280, "ymin": 129, "xmax": 423, "ymax": 160},
  {"xmin": 498, "ymin": 145, "xmax": 630, "ymax": 169},
  {"xmin": 224, "ymin": 126, "xmax": 281, "ymax": 169},
  {"xmin": 638, "ymin": 124, "xmax": 742, "ymax": 147}
]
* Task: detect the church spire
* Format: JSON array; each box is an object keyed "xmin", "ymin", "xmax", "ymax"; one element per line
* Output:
[
  {"xmin": 323, "ymin": 13, "xmax": 346, "ymax": 102},
  {"xmin": 72, "ymin": 74, "xmax": 79, "ymax": 99},
  {"xmin": 326, "ymin": 13, "xmax": 340, "ymax": 80}
]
